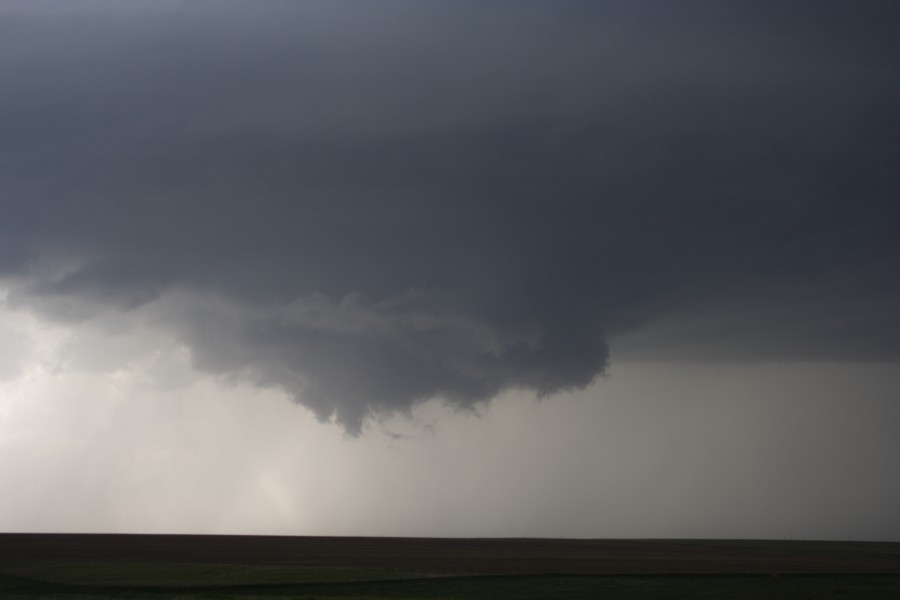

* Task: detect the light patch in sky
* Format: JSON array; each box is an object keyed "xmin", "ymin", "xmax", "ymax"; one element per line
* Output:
[{"xmin": 0, "ymin": 302, "xmax": 898, "ymax": 540}]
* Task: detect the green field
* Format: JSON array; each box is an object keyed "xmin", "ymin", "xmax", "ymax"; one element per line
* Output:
[
  {"xmin": 2, "ymin": 536, "xmax": 899, "ymax": 599},
  {"xmin": 2, "ymin": 562, "xmax": 899, "ymax": 599}
]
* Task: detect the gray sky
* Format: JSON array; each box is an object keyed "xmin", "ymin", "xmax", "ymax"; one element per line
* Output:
[{"xmin": 1, "ymin": 1, "xmax": 899, "ymax": 540}]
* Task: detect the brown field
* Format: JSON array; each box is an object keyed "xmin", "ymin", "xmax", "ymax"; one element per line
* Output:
[{"xmin": 1, "ymin": 534, "xmax": 898, "ymax": 575}]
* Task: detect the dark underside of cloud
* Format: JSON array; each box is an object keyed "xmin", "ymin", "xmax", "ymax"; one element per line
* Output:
[{"xmin": 1, "ymin": 1, "xmax": 898, "ymax": 430}]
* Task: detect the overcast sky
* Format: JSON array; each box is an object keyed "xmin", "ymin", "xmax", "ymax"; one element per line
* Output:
[{"xmin": 1, "ymin": 0, "xmax": 899, "ymax": 541}]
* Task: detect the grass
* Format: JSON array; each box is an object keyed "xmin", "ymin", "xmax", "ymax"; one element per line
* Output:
[
  {"xmin": 0, "ymin": 562, "xmax": 438, "ymax": 586},
  {"xmin": 2, "ymin": 563, "xmax": 900, "ymax": 599}
]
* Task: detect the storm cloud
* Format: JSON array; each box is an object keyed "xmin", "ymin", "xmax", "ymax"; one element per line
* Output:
[{"xmin": 2, "ymin": 1, "xmax": 898, "ymax": 430}]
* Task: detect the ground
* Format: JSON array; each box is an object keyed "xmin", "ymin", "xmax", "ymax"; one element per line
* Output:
[{"xmin": 1, "ymin": 534, "xmax": 898, "ymax": 598}]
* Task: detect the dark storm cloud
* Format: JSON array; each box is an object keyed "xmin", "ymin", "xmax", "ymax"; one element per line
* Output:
[{"xmin": 2, "ymin": 1, "xmax": 898, "ymax": 429}]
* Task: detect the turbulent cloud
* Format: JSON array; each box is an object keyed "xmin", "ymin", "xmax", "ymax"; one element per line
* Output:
[{"xmin": 1, "ymin": 1, "xmax": 898, "ymax": 430}]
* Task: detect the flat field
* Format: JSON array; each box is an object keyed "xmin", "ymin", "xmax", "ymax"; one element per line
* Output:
[{"xmin": 1, "ymin": 534, "xmax": 898, "ymax": 599}]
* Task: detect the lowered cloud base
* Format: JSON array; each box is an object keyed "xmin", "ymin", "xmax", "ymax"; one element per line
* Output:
[{"xmin": 3, "ymin": 2, "xmax": 898, "ymax": 429}]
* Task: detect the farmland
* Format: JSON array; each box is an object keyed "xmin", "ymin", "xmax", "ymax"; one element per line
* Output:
[{"xmin": 1, "ymin": 534, "xmax": 898, "ymax": 598}]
